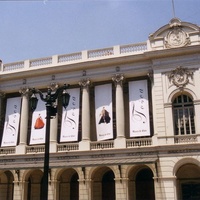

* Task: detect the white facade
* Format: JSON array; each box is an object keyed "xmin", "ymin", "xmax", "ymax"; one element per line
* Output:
[{"xmin": 0, "ymin": 18, "xmax": 200, "ymax": 200}]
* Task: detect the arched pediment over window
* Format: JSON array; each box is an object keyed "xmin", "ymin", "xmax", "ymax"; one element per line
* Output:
[{"xmin": 148, "ymin": 18, "xmax": 200, "ymax": 50}]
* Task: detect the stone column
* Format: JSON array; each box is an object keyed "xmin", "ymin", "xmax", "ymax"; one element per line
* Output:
[
  {"xmin": 16, "ymin": 88, "xmax": 29, "ymax": 154},
  {"xmin": 112, "ymin": 74, "xmax": 126, "ymax": 148},
  {"xmin": 79, "ymin": 79, "xmax": 91, "ymax": 150},
  {"xmin": 49, "ymin": 83, "xmax": 59, "ymax": 153},
  {"xmin": 50, "ymin": 105, "xmax": 58, "ymax": 153}
]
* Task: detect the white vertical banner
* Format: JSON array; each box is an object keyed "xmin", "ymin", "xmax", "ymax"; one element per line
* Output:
[
  {"xmin": 129, "ymin": 80, "xmax": 150, "ymax": 137},
  {"xmin": 1, "ymin": 97, "xmax": 21, "ymax": 147},
  {"xmin": 60, "ymin": 88, "xmax": 80, "ymax": 142},
  {"xmin": 95, "ymin": 84, "xmax": 113, "ymax": 141},
  {"xmin": 30, "ymin": 94, "xmax": 46, "ymax": 145}
]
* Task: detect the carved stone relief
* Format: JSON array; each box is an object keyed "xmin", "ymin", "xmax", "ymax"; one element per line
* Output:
[
  {"xmin": 165, "ymin": 24, "xmax": 190, "ymax": 48},
  {"xmin": 168, "ymin": 66, "xmax": 194, "ymax": 88}
]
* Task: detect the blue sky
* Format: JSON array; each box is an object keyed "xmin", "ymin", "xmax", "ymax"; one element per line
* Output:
[{"xmin": 0, "ymin": 0, "xmax": 200, "ymax": 63}]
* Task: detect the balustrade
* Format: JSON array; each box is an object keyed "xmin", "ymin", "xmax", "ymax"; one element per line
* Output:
[
  {"xmin": 57, "ymin": 143, "xmax": 79, "ymax": 152},
  {"xmin": 126, "ymin": 138, "xmax": 152, "ymax": 148},
  {"xmin": 88, "ymin": 47, "xmax": 114, "ymax": 58},
  {"xmin": 1, "ymin": 42, "xmax": 147, "ymax": 72},
  {"xmin": 174, "ymin": 135, "xmax": 198, "ymax": 144},
  {"xmin": 3, "ymin": 62, "xmax": 24, "ymax": 71},
  {"xmin": 30, "ymin": 57, "xmax": 52, "ymax": 67},
  {"xmin": 0, "ymin": 147, "xmax": 15, "ymax": 154},
  {"xmin": 58, "ymin": 52, "xmax": 82, "ymax": 63},
  {"xmin": 90, "ymin": 140, "xmax": 114, "ymax": 150},
  {"xmin": 26, "ymin": 145, "xmax": 45, "ymax": 153},
  {"xmin": 1, "ymin": 135, "xmax": 200, "ymax": 155},
  {"xmin": 120, "ymin": 42, "xmax": 147, "ymax": 54}
]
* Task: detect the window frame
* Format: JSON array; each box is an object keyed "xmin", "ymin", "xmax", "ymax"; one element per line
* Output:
[{"xmin": 172, "ymin": 94, "xmax": 195, "ymax": 135}]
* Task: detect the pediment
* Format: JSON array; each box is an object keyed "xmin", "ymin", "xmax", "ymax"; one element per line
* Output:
[{"xmin": 148, "ymin": 18, "xmax": 200, "ymax": 50}]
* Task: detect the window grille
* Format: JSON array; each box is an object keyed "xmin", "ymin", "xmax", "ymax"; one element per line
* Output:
[{"xmin": 173, "ymin": 94, "xmax": 195, "ymax": 135}]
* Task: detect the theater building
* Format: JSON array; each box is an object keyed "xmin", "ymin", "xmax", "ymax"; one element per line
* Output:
[{"xmin": 0, "ymin": 18, "xmax": 200, "ymax": 200}]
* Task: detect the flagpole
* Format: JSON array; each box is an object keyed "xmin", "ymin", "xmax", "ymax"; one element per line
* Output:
[{"xmin": 172, "ymin": 0, "xmax": 176, "ymax": 18}]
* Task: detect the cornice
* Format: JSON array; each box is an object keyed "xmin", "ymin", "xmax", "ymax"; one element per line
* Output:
[
  {"xmin": 145, "ymin": 44, "xmax": 200, "ymax": 60},
  {"xmin": 0, "ymin": 53, "xmax": 148, "ymax": 82},
  {"xmin": 0, "ymin": 143, "xmax": 200, "ymax": 170}
]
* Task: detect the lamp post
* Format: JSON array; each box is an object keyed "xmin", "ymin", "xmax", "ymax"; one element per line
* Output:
[{"xmin": 29, "ymin": 84, "xmax": 70, "ymax": 200}]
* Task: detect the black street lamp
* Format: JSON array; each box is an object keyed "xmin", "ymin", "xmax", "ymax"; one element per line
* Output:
[{"xmin": 29, "ymin": 84, "xmax": 70, "ymax": 200}]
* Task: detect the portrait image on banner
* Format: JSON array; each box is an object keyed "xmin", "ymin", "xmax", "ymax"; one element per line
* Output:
[
  {"xmin": 1, "ymin": 97, "xmax": 21, "ymax": 147},
  {"xmin": 95, "ymin": 84, "xmax": 113, "ymax": 141},
  {"xmin": 129, "ymin": 80, "xmax": 150, "ymax": 137},
  {"xmin": 30, "ymin": 94, "xmax": 46, "ymax": 145},
  {"xmin": 60, "ymin": 88, "xmax": 80, "ymax": 142}
]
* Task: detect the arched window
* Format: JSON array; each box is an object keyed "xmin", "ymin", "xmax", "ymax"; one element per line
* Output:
[
  {"xmin": 176, "ymin": 163, "xmax": 200, "ymax": 200},
  {"xmin": 173, "ymin": 94, "xmax": 195, "ymax": 135},
  {"xmin": 135, "ymin": 168, "xmax": 155, "ymax": 200}
]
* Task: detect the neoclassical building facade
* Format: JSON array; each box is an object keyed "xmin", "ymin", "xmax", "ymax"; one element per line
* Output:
[{"xmin": 0, "ymin": 18, "xmax": 200, "ymax": 200}]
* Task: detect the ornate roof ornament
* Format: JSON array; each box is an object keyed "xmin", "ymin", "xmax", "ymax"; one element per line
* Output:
[
  {"xmin": 165, "ymin": 19, "xmax": 190, "ymax": 48},
  {"xmin": 168, "ymin": 66, "xmax": 193, "ymax": 88}
]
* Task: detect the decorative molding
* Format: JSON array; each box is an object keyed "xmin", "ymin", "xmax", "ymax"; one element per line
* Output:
[
  {"xmin": 167, "ymin": 66, "xmax": 194, "ymax": 88},
  {"xmin": 193, "ymin": 99, "xmax": 200, "ymax": 105},
  {"xmin": 82, "ymin": 167, "xmax": 86, "ymax": 184},
  {"xmin": 15, "ymin": 170, "xmax": 20, "ymax": 185},
  {"xmin": 1, "ymin": 143, "xmax": 200, "ymax": 169},
  {"xmin": 118, "ymin": 165, "xmax": 122, "ymax": 183},
  {"xmin": 164, "ymin": 102, "xmax": 172, "ymax": 108}
]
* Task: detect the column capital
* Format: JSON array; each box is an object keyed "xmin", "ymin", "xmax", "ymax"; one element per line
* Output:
[
  {"xmin": 79, "ymin": 78, "xmax": 91, "ymax": 89},
  {"xmin": 0, "ymin": 91, "xmax": 5, "ymax": 98},
  {"xmin": 48, "ymin": 82, "xmax": 59, "ymax": 91},
  {"xmin": 19, "ymin": 87, "xmax": 30, "ymax": 96},
  {"xmin": 112, "ymin": 74, "xmax": 124, "ymax": 87}
]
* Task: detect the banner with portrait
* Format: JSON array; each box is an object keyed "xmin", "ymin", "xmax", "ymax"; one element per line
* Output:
[
  {"xmin": 129, "ymin": 80, "xmax": 150, "ymax": 137},
  {"xmin": 1, "ymin": 97, "xmax": 21, "ymax": 147},
  {"xmin": 95, "ymin": 84, "xmax": 113, "ymax": 141},
  {"xmin": 30, "ymin": 93, "xmax": 46, "ymax": 145},
  {"xmin": 60, "ymin": 88, "xmax": 80, "ymax": 142}
]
